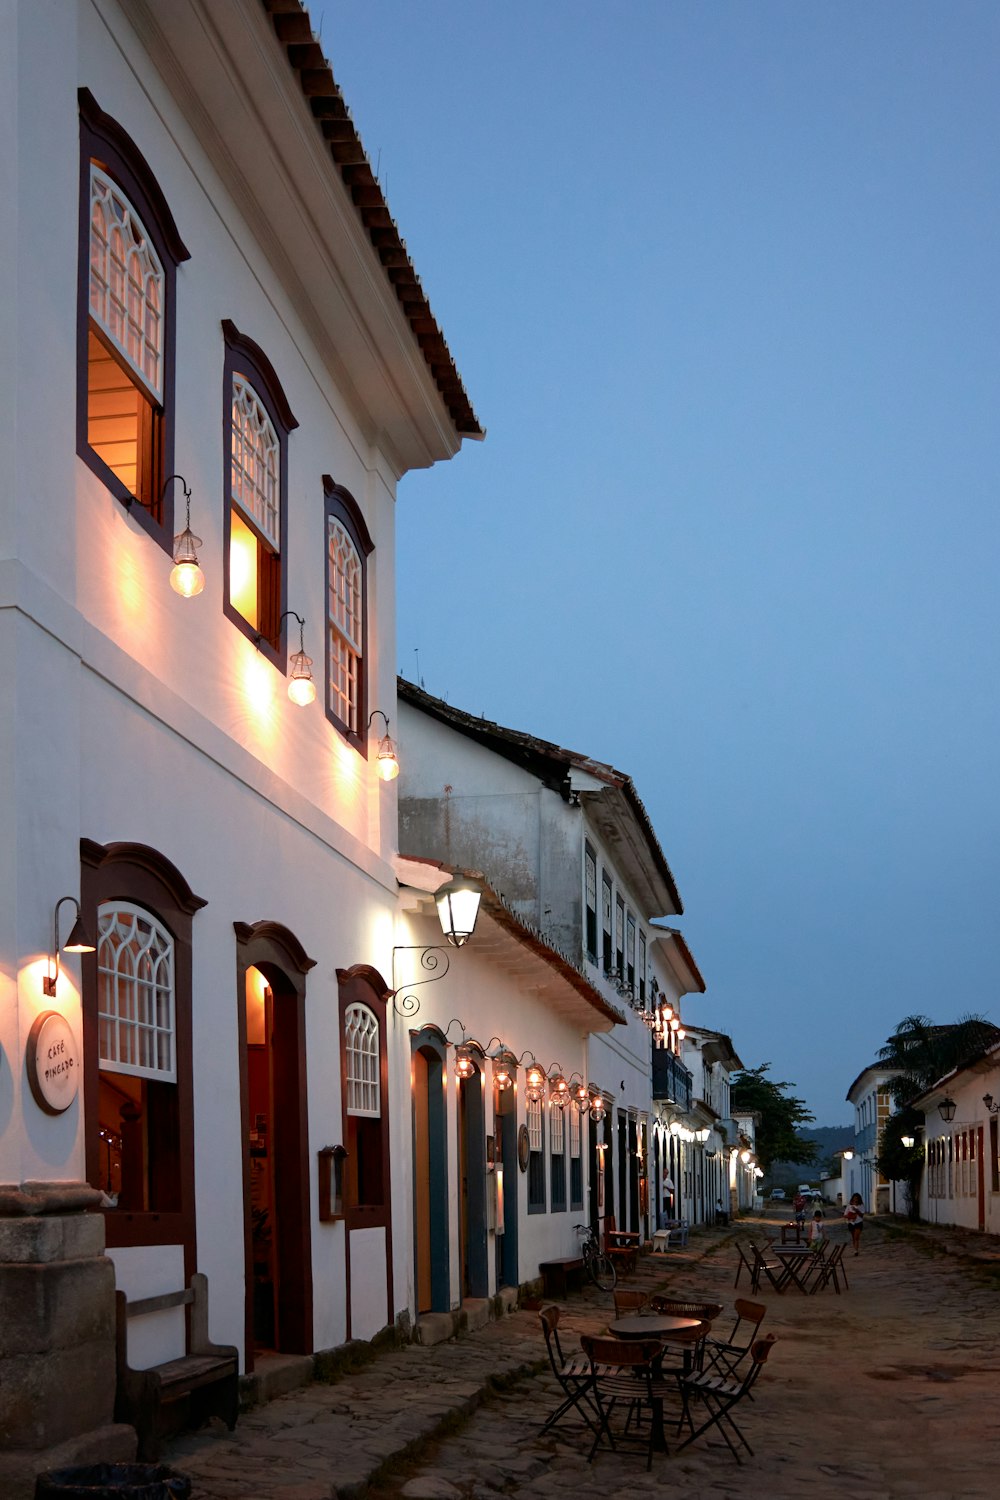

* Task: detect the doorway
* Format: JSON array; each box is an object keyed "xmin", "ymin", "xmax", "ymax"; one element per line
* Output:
[
  {"xmin": 237, "ymin": 922, "xmax": 314, "ymax": 1369},
  {"xmin": 457, "ymin": 1061, "xmax": 488, "ymax": 1299},
  {"xmin": 495, "ymin": 1079, "xmax": 518, "ymax": 1288},
  {"xmin": 412, "ymin": 1033, "xmax": 449, "ymax": 1314}
]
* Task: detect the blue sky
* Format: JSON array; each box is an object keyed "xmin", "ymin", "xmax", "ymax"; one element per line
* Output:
[{"xmin": 314, "ymin": 2, "xmax": 1000, "ymax": 1124}]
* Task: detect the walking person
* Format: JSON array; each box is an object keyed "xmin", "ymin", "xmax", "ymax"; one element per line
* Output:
[
  {"xmin": 844, "ymin": 1192, "xmax": 864, "ymax": 1256},
  {"xmin": 807, "ymin": 1207, "xmax": 826, "ymax": 1250},
  {"xmin": 793, "ymin": 1191, "xmax": 807, "ymax": 1228}
]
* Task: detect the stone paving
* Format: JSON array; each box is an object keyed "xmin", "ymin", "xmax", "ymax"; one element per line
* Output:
[{"xmin": 166, "ymin": 1211, "xmax": 1000, "ymax": 1499}]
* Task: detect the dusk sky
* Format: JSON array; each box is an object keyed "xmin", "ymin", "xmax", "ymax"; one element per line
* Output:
[{"xmin": 315, "ymin": 2, "xmax": 1000, "ymax": 1125}]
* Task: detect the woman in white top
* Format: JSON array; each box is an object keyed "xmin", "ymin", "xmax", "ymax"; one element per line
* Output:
[{"xmin": 843, "ymin": 1193, "xmax": 864, "ymax": 1256}]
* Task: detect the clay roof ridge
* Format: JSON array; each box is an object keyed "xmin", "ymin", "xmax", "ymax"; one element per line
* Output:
[{"xmin": 260, "ymin": 0, "xmax": 482, "ymax": 437}]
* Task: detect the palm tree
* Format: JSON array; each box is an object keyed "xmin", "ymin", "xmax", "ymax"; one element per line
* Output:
[{"xmin": 877, "ymin": 1013, "xmax": 1000, "ymax": 1107}]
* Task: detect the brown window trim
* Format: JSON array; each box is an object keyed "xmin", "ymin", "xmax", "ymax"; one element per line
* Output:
[
  {"xmin": 222, "ymin": 320, "xmax": 297, "ymax": 669},
  {"xmin": 323, "ymin": 479, "xmax": 374, "ymax": 751},
  {"xmin": 80, "ymin": 838, "xmax": 205, "ymax": 1278},
  {"xmin": 77, "ymin": 88, "xmax": 189, "ymax": 547},
  {"xmin": 337, "ymin": 964, "xmax": 391, "ymax": 1232}
]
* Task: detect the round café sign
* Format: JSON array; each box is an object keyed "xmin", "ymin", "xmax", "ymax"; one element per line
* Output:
[{"xmin": 27, "ymin": 1010, "xmax": 80, "ymax": 1114}]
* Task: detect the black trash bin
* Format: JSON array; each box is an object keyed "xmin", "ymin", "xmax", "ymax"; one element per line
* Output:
[{"xmin": 35, "ymin": 1463, "xmax": 192, "ymax": 1500}]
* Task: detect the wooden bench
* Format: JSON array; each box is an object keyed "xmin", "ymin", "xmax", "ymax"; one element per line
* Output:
[
  {"xmin": 115, "ymin": 1272, "xmax": 239, "ymax": 1459},
  {"xmin": 539, "ymin": 1257, "xmax": 585, "ymax": 1298}
]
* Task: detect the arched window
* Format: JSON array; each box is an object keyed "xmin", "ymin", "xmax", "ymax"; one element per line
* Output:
[
  {"xmin": 81, "ymin": 839, "xmax": 204, "ymax": 1265},
  {"xmin": 78, "ymin": 90, "xmax": 188, "ymax": 538},
  {"xmin": 97, "ymin": 902, "xmax": 175, "ymax": 1081},
  {"xmin": 324, "ymin": 480, "xmax": 373, "ymax": 749},
  {"xmin": 223, "ymin": 322, "xmax": 296, "ymax": 661},
  {"xmin": 345, "ymin": 1002, "xmax": 380, "ymax": 1118}
]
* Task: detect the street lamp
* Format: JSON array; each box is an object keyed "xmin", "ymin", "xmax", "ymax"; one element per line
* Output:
[{"xmin": 938, "ymin": 1097, "xmax": 957, "ymax": 1123}]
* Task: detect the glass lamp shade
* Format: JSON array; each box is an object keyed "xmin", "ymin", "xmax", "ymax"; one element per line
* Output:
[
  {"xmin": 492, "ymin": 1053, "xmax": 515, "ymax": 1091},
  {"xmin": 376, "ymin": 733, "xmax": 400, "ymax": 781},
  {"xmin": 740, "ymin": 1149, "xmax": 752, "ymax": 1164},
  {"xmin": 938, "ymin": 1097, "xmax": 957, "ymax": 1123},
  {"xmin": 287, "ymin": 649, "xmax": 316, "ymax": 706},
  {"xmin": 900, "ymin": 1135, "xmax": 915, "ymax": 1149},
  {"xmin": 169, "ymin": 527, "xmax": 205, "ymax": 597},
  {"xmin": 525, "ymin": 1064, "xmax": 546, "ymax": 1104},
  {"xmin": 589, "ymin": 1089, "xmax": 605, "ymax": 1122},
  {"xmin": 548, "ymin": 1072, "xmax": 569, "ymax": 1108},
  {"xmin": 435, "ymin": 880, "xmax": 481, "ymax": 948},
  {"xmin": 842, "ymin": 1149, "xmax": 854, "ymax": 1160},
  {"xmin": 454, "ymin": 1044, "xmax": 475, "ymax": 1080},
  {"xmin": 572, "ymin": 1081, "xmax": 589, "ymax": 1113}
]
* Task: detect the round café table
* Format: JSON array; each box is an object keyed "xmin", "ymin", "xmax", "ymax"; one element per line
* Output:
[{"xmin": 604, "ymin": 1314, "xmax": 704, "ymax": 1453}]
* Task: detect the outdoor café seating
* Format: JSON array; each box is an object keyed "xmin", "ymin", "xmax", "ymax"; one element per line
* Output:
[
  {"xmin": 538, "ymin": 1304, "xmax": 598, "ymax": 1436},
  {"xmin": 702, "ymin": 1299, "xmax": 767, "ymax": 1380},
  {"xmin": 580, "ymin": 1334, "xmax": 666, "ymax": 1469},
  {"xmin": 675, "ymin": 1333, "xmax": 778, "ymax": 1465}
]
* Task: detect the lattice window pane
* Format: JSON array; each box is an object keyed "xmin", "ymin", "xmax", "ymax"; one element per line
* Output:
[
  {"xmin": 97, "ymin": 903, "xmax": 175, "ymax": 1082},
  {"xmin": 550, "ymin": 1103, "xmax": 565, "ymax": 1154},
  {"xmin": 345, "ymin": 1002, "xmax": 380, "ymax": 1117},
  {"xmin": 570, "ymin": 1106, "xmax": 581, "ymax": 1158},
  {"xmin": 528, "ymin": 1096, "xmax": 543, "ymax": 1151},
  {"xmin": 231, "ymin": 375, "xmax": 280, "ymax": 547},
  {"xmin": 89, "ymin": 167, "xmax": 163, "ymax": 399},
  {"xmin": 328, "ymin": 518, "xmax": 362, "ymax": 731},
  {"xmin": 585, "ymin": 850, "xmax": 596, "ymax": 909}
]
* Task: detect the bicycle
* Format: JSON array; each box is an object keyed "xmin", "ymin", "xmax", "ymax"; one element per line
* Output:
[{"xmin": 574, "ymin": 1222, "xmax": 617, "ymax": 1291}]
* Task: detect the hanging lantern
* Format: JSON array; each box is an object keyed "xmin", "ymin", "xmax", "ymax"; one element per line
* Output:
[
  {"xmin": 525, "ymin": 1063, "xmax": 546, "ymax": 1104},
  {"xmin": 548, "ymin": 1072, "xmax": 569, "ymax": 1108},
  {"xmin": 492, "ymin": 1050, "xmax": 515, "ymax": 1092},
  {"xmin": 454, "ymin": 1044, "xmax": 475, "ymax": 1081},
  {"xmin": 572, "ymin": 1080, "xmax": 590, "ymax": 1114}
]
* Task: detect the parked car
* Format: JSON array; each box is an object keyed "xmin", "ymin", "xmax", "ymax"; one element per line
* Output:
[{"xmin": 771, "ymin": 1188, "xmax": 786, "ymax": 1200}]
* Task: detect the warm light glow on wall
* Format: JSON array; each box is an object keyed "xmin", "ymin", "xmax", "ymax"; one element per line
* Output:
[
  {"xmin": 245, "ymin": 965, "xmax": 268, "ymax": 1045},
  {"xmin": 229, "ymin": 511, "xmax": 258, "ymax": 627},
  {"xmin": 113, "ymin": 545, "xmax": 151, "ymax": 623},
  {"xmin": 240, "ymin": 650, "xmax": 277, "ymax": 721}
]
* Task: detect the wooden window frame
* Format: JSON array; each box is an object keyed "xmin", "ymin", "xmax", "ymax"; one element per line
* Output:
[
  {"xmin": 222, "ymin": 321, "xmax": 297, "ymax": 668},
  {"xmin": 338, "ymin": 966, "xmax": 391, "ymax": 1231},
  {"xmin": 77, "ymin": 89, "xmax": 188, "ymax": 545},
  {"xmin": 323, "ymin": 479, "xmax": 373, "ymax": 751},
  {"xmin": 81, "ymin": 839, "xmax": 205, "ymax": 1275},
  {"xmin": 550, "ymin": 1102, "xmax": 567, "ymax": 1212},
  {"xmin": 527, "ymin": 1096, "xmax": 546, "ymax": 1214},
  {"xmin": 584, "ymin": 843, "xmax": 598, "ymax": 963},
  {"xmin": 601, "ymin": 871, "xmax": 613, "ymax": 974}
]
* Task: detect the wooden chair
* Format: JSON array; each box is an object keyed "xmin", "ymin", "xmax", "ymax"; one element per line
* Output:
[
  {"xmin": 613, "ymin": 1288, "xmax": 648, "ymax": 1318},
  {"xmin": 733, "ymin": 1239, "xmax": 756, "ymax": 1289},
  {"xmin": 653, "ymin": 1317, "xmax": 712, "ymax": 1378},
  {"xmin": 676, "ymin": 1334, "xmax": 778, "ymax": 1464},
  {"xmin": 703, "ymin": 1299, "xmax": 767, "ymax": 1380},
  {"xmin": 809, "ymin": 1242, "xmax": 848, "ymax": 1294},
  {"xmin": 538, "ymin": 1304, "xmax": 598, "ymax": 1436},
  {"xmin": 580, "ymin": 1334, "xmax": 665, "ymax": 1469},
  {"xmin": 748, "ymin": 1242, "xmax": 784, "ymax": 1294},
  {"xmin": 650, "ymin": 1295, "xmax": 723, "ymax": 1323},
  {"xmin": 603, "ymin": 1214, "xmax": 639, "ymax": 1277}
]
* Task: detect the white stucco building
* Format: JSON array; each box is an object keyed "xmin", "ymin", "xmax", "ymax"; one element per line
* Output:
[
  {"xmin": 845, "ymin": 1064, "xmax": 896, "ymax": 1213},
  {"xmin": 909, "ymin": 1041, "xmax": 1000, "ymax": 1233},
  {"xmin": 1, "ymin": 3, "xmax": 481, "ymax": 1479},
  {"xmin": 396, "ymin": 679, "xmax": 705, "ymax": 1258}
]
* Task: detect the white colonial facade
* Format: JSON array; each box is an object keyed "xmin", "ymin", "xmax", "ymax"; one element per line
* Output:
[
  {"xmin": 1, "ymin": 2, "xmax": 480, "ymax": 1482},
  {"xmin": 845, "ymin": 1064, "xmax": 896, "ymax": 1213},
  {"xmin": 909, "ymin": 1042, "xmax": 1000, "ymax": 1233}
]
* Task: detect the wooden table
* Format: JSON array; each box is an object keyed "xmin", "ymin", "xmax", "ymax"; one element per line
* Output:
[
  {"xmin": 771, "ymin": 1243, "xmax": 818, "ymax": 1293},
  {"xmin": 605, "ymin": 1314, "xmax": 703, "ymax": 1453}
]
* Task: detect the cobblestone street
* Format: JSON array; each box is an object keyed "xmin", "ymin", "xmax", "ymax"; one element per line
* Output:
[{"xmin": 167, "ymin": 1213, "xmax": 1000, "ymax": 1500}]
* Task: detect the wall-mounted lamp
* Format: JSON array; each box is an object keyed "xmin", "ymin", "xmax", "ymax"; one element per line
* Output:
[
  {"xmin": 938, "ymin": 1097, "xmax": 957, "ymax": 1123},
  {"xmin": 391, "ymin": 881, "xmax": 482, "ymax": 1017},
  {"xmin": 900, "ymin": 1134, "xmax": 915, "ymax": 1149},
  {"xmin": 124, "ymin": 474, "xmax": 205, "ymax": 597},
  {"xmin": 589, "ymin": 1090, "xmax": 606, "ymax": 1123},
  {"xmin": 842, "ymin": 1149, "xmax": 854, "ymax": 1161},
  {"xmin": 524, "ymin": 1061, "xmax": 546, "ymax": 1105},
  {"xmin": 490, "ymin": 1046, "xmax": 517, "ymax": 1092},
  {"xmin": 435, "ymin": 879, "xmax": 481, "ymax": 948},
  {"xmin": 367, "ymin": 710, "xmax": 399, "ymax": 781},
  {"xmin": 43, "ymin": 897, "xmax": 96, "ymax": 997},
  {"xmin": 256, "ymin": 611, "xmax": 315, "ymax": 705},
  {"xmin": 983, "ymin": 1093, "xmax": 1000, "ymax": 1115}
]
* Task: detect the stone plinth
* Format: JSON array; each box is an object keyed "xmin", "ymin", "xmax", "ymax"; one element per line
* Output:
[{"xmin": 0, "ymin": 1181, "xmax": 136, "ymax": 1500}]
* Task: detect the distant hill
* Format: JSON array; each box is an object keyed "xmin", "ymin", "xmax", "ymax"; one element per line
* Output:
[{"xmin": 770, "ymin": 1124, "xmax": 854, "ymax": 1186}]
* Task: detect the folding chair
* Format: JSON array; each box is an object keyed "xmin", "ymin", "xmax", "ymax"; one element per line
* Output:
[
  {"xmin": 749, "ymin": 1242, "xmax": 783, "ymax": 1293},
  {"xmin": 702, "ymin": 1299, "xmax": 767, "ymax": 1380},
  {"xmin": 650, "ymin": 1295, "xmax": 723, "ymax": 1323},
  {"xmin": 604, "ymin": 1214, "xmax": 639, "ymax": 1276},
  {"xmin": 613, "ymin": 1288, "xmax": 648, "ymax": 1318},
  {"xmin": 538, "ymin": 1305, "xmax": 599, "ymax": 1435},
  {"xmin": 580, "ymin": 1334, "xmax": 664, "ymax": 1469},
  {"xmin": 733, "ymin": 1239, "xmax": 756, "ymax": 1289},
  {"xmin": 809, "ymin": 1242, "xmax": 848, "ymax": 1294},
  {"xmin": 676, "ymin": 1333, "xmax": 778, "ymax": 1464}
]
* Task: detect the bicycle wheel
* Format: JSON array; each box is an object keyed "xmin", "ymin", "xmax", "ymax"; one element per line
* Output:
[{"xmin": 588, "ymin": 1252, "xmax": 617, "ymax": 1291}]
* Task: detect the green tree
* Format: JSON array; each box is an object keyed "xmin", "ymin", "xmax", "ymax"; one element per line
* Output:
[
  {"xmin": 876, "ymin": 1013, "xmax": 999, "ymax": 1107},
  {"xmin": 875, "ymin": 1110, "xmax": 924, "ymax": 1220},
  {"xmin": 729, "ymin": 1064, "xmax": 817, "ymax": 1175}
]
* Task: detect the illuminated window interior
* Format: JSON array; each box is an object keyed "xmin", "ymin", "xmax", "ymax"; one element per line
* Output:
[{"xmin": 228, "ymin": 375, "xmax": 280, "ymax": 641}]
